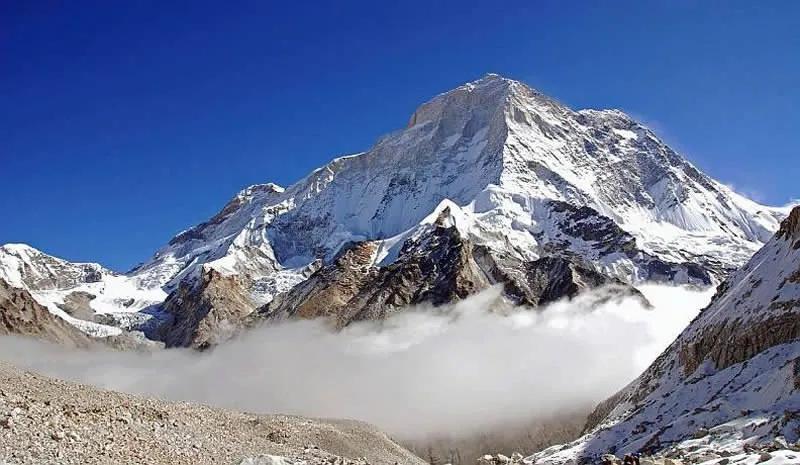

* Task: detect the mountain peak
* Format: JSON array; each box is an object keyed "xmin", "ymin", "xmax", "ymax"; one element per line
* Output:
[
  {"xmin": 406, "ymin": 74, "xmax": 515, "ymax": 129},
  {"xmin": 463, "ymin": 73, "xmax": 536, "ymax": 97},
  {"xmin": 1, "ymin": 243, "xmax": 37, "ymax": 254},
  {"xmin": 473, "ymin": 72, "xmax": 513, "ymax": 84}
]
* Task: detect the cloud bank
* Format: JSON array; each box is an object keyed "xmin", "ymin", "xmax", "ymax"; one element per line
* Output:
[{"xmin": 0, "ymin": 284, "xmax": 713, "ymax": 439}]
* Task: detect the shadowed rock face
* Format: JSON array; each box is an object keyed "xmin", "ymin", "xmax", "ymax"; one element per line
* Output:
[
  {"xmin": 545, "ymin": 201, "xmax": 714, "ymax": 285},
  {"xmin": 0, "ymin": 278, "xmax": 93, "ymax": 348},
  {"xmin": 678, "ymin": 311, "xmax": 800, "ymax": 375},
  {"xmin": 778, "ymin": 207, "xmax": 800, "ymax": 241},
  {"xmin": 255, "ymin": 225, "xmax": 490, "ymax": 328},
  {"xmin": 157, "ymin": 269, "xmax": 257, "ymax": 349}
]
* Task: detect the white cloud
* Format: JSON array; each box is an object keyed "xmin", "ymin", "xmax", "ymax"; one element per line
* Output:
[{"xmin": 0, "ymin": 284, "xmax": 713, "ymax": 440}]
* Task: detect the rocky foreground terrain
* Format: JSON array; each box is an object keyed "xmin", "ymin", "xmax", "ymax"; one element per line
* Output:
[{"xmin": 0, "ymin": 361, "xmax": 424, "ymax": 465}]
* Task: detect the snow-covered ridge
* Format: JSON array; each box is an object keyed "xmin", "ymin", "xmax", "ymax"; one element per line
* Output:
[{"xmin": 0, "ymin": 243, "xmax": 110, "ymax": 290}]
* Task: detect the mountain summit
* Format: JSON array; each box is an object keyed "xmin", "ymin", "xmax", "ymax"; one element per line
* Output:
[{"xmin": 0, "ymin": 75, "xmax": 788, "ymax": 344}]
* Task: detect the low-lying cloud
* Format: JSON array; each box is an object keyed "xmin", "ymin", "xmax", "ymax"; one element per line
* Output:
[{"xmin": 0, "ymin": 284, "xmax": 713, "ymax": 439}]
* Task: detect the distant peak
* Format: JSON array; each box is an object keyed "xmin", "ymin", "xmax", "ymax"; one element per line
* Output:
[{"xmin": 464, "ymin": 73, "xmax": 561, "ymax": 106}]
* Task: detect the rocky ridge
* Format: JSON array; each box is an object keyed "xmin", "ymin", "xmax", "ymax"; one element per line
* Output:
[{"xmin": 256, "ymin": 209, "xmax": 640, "ymax": 330}]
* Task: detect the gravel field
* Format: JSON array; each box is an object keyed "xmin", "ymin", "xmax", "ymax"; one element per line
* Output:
[{"xmin": 0, "ymin": 361, "xmax": 424, "ymax": 465}]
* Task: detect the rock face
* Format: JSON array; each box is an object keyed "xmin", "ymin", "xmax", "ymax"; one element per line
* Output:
[
  {"xmin": 157, "ymin": 268, "xmax": 257, "ymax": 349},
  {"xmin": 0, "ymin": 74, "xmax": 788, "ymax": 343},
  {"xmin": 57, "ymin": 291, "xmax": 97, "ymax": 321},
  {"xmin": 0, "ymin": 278, "xmax": 93, "ymax": 348},
  {"xmin": 530, "ymin": 206, "xmax": 800, "ymax": 464}
]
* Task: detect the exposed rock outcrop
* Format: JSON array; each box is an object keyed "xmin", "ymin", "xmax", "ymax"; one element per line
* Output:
[
  {"xmin": 0, "ymin": 278, "xmax": 93, "ymax": 348},
  {"xmin": 778, "ymin": 207, "xmax": 800, "ymax": 240},
  {"xmin": 57, "ymin": 291, "xmax": 97, "ymax": 321},
  {"xmin": 678, "ymin": 311, "xmax": 800, "ymax": 374},
  {"xmin": 157, "ymin": 268, "xmax": 257, "ymax": 349}
]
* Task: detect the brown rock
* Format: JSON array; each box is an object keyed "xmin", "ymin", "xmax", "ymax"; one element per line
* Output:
[
  {"xmin": 0, "ymin": 278, "xmax": 94, "ymax": 348},
  {"xmin": 158, "ymin": 268, "xmax": 257, "ymax": 349}
]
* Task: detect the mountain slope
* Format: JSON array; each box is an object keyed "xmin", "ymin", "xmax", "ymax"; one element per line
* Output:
[
  {"xmin": 0, "ymin": 277, "xmax": 94, "ymax": 348},
  {"xmin": 529, "ymin": 206, "xmax": 800, "ymax": 464},
  {"xmin": 0, "ymin": 74, "xmax": 787, "ymax": 343}
]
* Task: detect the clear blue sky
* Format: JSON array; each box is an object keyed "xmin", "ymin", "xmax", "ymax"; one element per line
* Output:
[{"xmin": 1, "ymin": 1, "xmax": 798, "ymax": 271}]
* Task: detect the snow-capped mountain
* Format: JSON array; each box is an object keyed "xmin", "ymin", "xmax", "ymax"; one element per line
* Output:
[
  {"xmin": 0, "ymin": 244, "xmax": 166, "ymax": 338},
  {"xmin": 530, "ymin": 206, "xmax": 800, "ymax": 464},
  {"xmin": 0, "ymin": 74, "xmax": 787, "ymax": 345},
  {"xmin": 136, "ymin": 74, "xmax": 782, "ymax": 292},
  {"xmin": 0, "ymin": 243, "xmax": 109, "ymax": 291}
]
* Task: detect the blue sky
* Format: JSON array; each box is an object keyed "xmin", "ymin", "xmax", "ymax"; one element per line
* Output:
[{"xmin": 1, "ymin": 1, "xmax": 798, "ymax": 271}]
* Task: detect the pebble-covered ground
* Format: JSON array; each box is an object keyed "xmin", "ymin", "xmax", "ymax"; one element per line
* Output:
[{"xmin": 0, "ymin": 361, "xmax": 424, "ymax": 465}]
